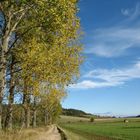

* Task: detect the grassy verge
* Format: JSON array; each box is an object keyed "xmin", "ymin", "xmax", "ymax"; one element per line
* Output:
[
  {"xmin": 0, "ymin": 127, "xmax": 49, "ymax": 140},
  {"xmin": 60, "ymin": 127, "xmax": 87, "ymax": 140}
]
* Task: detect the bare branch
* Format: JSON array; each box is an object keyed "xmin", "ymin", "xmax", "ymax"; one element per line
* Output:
[
  {"xmin": 10, "ymin": 12, "xmax": 26, "ymax": 33},
  {"xmin": 12, "ymin": 9, "xmax": 25, "ymax": 16},
  {"xmin": 6, "ymin": 68, "xmax": 22, "ymax": 76}
]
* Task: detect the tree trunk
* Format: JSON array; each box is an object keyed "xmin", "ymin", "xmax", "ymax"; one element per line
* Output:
[
  {"xmin": 4, "ymin": 87, "xmax": 15, "ymax": 129},
  {"xmin": 4, "ymin": 104, "xmax": 13, "ymax": 130},
  {"xmin": 32, "ymin": 109, "xmax": 37, "ymax": 127},
  {"xmin": 0, "ymin": 48, "xmax": 7, "ymax": 129},
  {"xmin": 44, "ymin": 109, "xmax": 48, "ymax": 125},
  {"xmin": 0, "ymin": 23, "xmax": 11, "ymax": 128},
  {"xmin": 22, "ymin": 94, "xmax": 31, "ymax": 128},
  {"xmin": 32, "ymin": 97, "xmax": 37, "ymax": 127},
  {"xmin": 0, "ymin": 105, "xmax": 2, "ymax": 129},
  {"xmin": 22, "ymin": 79, "xmax": 31, "ymax": 128},
  {"xmin": 25, "ymin": 106, "xmax": 30, "ymax": 128},
  {"xmin": 49, "ymin": 113, "xmax": 52, "ymax": 125},
  {"xmin": 4, "ymin": 57, "xmax": 15, "ymax": 130},
  {"xmin": 21, "ymin": 107, "xmax": 25, "ymax": 128}
]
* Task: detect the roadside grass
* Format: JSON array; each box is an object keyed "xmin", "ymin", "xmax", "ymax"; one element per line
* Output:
[
  {"xmin": 0, "ymin": 127, "xmax": 49, "ymax": 140},
  {"xmin": 59, "ymin": 116, "xmax": 140, "ymax": 140},
  {"xmin": 60, "ymin": 128, "xmax": 87, "ymax": 140}
]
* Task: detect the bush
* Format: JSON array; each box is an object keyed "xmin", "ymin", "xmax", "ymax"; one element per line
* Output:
[{"xmin": 90, "ymin": 117, "xmax": 94, "ymax": 122}]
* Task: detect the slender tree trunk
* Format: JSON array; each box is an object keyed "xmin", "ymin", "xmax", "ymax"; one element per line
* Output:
[
  {"xmin": 21, "ymin": 107, "xmax": 25, "ymax": 128},
  {"xmin": 4, "ymin": 57, "xmax": 15, "ymax": 130},
  {"xmin": 21, "ymin": 93, "xmax": 25, "ymax": 128},
  {"xmin": 0, "ymin": 47, "xmax": 7, "ymax": 129},
  {"xmin": 6, "ymin": 87, "xmax": 15, "ymax": 130},
  {"xmin": 49, "ymin": 113, "xmax": 52, "ymax": 125},
  {"xmin": 32, "ymin": 97, "xmax": 37, "ymax": 127},
  {"xmin": 0, "ymin": 19, "xmax": 12, "ymax": 128},
  {"xmin": 44, "ymin": 109, "xmax": 47, "ymax": 125},
  {"xmin": 22, "ymin": 79, "xmax": 31, "ymax": 128},
  {"xmin": 0, "ymin": 104, "xmax": 2, "ymax": 129},
  {"xmin": 25, "ymin": 106, "xmax": 30, "ymax": 128},
  {"xmin": 4, "ymin": 88, "xmax": 15, "ymax": 129},
  {"xmin": 22, "ymin": 93, "xmax": 31, "ymax": 128},
  {"xmin": 32, "ymin": 109, "xmax": 37, "ymax": 127},
  {"xmin": 22, "ymin": 102, "xmax": 31, "ymax": 128}
]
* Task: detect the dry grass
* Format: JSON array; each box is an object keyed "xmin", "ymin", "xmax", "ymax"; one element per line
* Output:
[
  {"xmin": 0, "ymin": 127, "xmax": 50, "ymax": 140},
  {"xmin": 59, "ymin": 115, "xmax": 89, "ymax": 123}
]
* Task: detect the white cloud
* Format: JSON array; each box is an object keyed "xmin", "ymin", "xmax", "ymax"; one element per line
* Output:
[
  {"xmin": 70, "ymin": 80, "xmax": 122, "ymax": 89},
  {"xmin": 70, "ymin": 60, "xmax": 140, "ymax": 89},
  {"xmin": 85, "ymin": 3, "xmax": 140, "ymax": 57}
]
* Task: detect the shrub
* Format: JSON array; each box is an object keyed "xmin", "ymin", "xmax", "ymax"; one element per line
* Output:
[{"xmin": 90, "ymin": 117, "xmax": 94, "ymax": 122}]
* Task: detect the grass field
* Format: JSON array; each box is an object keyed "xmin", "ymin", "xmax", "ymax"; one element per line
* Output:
[{"xmin": 59, "ymin": 116, "xmax": 140, "ymax": 140}]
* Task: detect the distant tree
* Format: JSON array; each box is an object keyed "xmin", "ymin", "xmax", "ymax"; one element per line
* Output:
[{"xmin": 90, "ymin": 117, "xmax": 94, "ymax": 122}]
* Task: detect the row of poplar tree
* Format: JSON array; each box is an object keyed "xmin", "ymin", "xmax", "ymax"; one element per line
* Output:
[{"xmin": 0, "ymin": 0, "xmax": 82, "ymax": 130}]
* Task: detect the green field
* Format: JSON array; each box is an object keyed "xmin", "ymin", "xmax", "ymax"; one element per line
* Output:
[{"xmin": 59, "ymin": 116, "xmax": 140, "ymax": 140}]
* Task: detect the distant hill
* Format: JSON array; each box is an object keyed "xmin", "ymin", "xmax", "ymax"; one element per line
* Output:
[
  {"xmin": 61, "ymin": 108, "xmax": 118, "ymax": 118},
  {"xmin": 62, "ymin": 108, "xmax": 94, "ymax": 117},
  {"xmin": 62, "ymin": 108, "xmax": 140, "ymax": 118}
]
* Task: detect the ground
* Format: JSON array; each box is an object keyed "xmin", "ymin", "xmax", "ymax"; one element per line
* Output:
[{"xmin": 34, "ymin": 125, "xmax": 61, "ymax": 140}]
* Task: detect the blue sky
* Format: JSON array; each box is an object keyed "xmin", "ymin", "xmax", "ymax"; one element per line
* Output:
[{"xmin": 62, "ymin": 0, "xmax": 140, "ymax": 117}]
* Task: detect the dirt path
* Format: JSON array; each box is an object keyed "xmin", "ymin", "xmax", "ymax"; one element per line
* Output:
[{"xmin": 34, "ymin": 125, "xmax": 62, "ymax": 140}]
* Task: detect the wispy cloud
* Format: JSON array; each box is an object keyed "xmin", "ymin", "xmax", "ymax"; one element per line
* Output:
[
  {"xmin": 85, "ymin": 3, "xmax": 140, "ymax": 57},
  {"xmin": 85, "ymin": 27, "xmax": 140, "ymax": 57},
  {"xmin": 125, "ymin": 3, "xmax": 140, "ymax": 20},
  {"xmin": 70, "ymin": 60, "xmax": 140, "ymax": 89},
  {"xmin": 121, "ymin": 9, "xmax": 131, "ymax": 16},
  {"xmin": 121, "ymin": 3, "xmax": 140, "ymax": 18}
]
